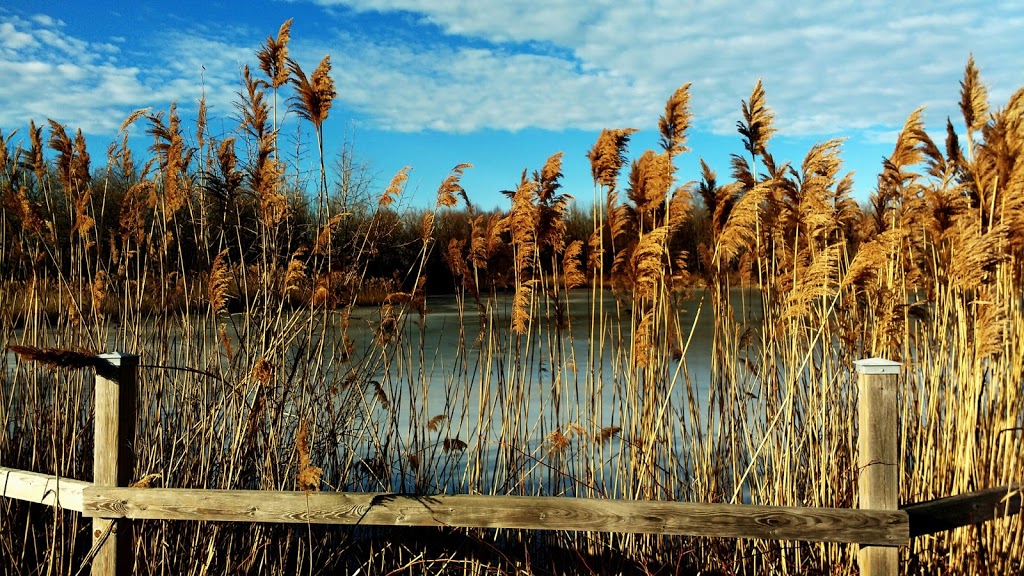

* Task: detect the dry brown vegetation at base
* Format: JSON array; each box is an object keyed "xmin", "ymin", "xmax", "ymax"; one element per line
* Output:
[{"xmin": 1, "ymin": 21, "xmax": 1022, "ymax": 574}]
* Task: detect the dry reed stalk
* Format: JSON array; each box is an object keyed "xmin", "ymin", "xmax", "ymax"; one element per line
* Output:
[
  {"xmin": 296, "ymin": 420, "xmax": 322, "ymax": 492},
  {"xmin": 379, "ymin": 166, "xmax": 410, "ymax": 208}
]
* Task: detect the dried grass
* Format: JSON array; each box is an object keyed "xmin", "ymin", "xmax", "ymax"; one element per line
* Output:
[{"xmin": 2, "ymin": 40, "xmax": 1022, "ymax": 576}]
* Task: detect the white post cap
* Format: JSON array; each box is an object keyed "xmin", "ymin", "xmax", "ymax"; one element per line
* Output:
[
  {"xmin": 97, "ymin": 352, "xmax": 140, "ymax": 366},
  {"xmin": 854, "ymin": 357, "xmax": 901, "ymax": 374}
]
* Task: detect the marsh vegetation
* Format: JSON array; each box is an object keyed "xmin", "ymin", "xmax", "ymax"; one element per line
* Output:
[{"xmin": 1, "ymin": 21, "xmax": 1022, "ymax": 575}]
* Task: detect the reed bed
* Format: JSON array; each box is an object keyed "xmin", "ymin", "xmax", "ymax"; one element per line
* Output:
[{"xmin": 1, "ymin": 25, "xmax": 1021, "ymax": 574}]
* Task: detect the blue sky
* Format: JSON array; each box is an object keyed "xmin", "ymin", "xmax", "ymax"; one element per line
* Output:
[{"xmin": 1, "ymin": 1, "xmax": 1022, "ymax": 210}]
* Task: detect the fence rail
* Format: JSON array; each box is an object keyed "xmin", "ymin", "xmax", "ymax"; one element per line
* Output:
[
  {"xmin": 80, "ymin": 486, "xmax": 909, "ymax": 546},
  {"xmin": 0, "ymin": 467, "xmax": 89, "ymax": 512},
  {"xmin": 2, "ymin": 353, "xmax": 1021, "ymax": 576},
  {"xmin": 903, "ymin": 484, "xmax": 1023, "ymax": 537}
]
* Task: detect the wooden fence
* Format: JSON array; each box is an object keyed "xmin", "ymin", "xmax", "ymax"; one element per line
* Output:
[{"xmin": 1, "ymin": 354, "xmax": 1021, "ymax": 576}]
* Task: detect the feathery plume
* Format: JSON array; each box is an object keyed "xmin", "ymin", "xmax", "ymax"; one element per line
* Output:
[
  {"xmin": 546, "ymin": 429, "xmax": 571, "ymax": 456},
  {"xmin": 119, "ymin": 107, "xmax": 151, "ymax": 134},
  {"xmin": 511, "ymin": 280, "xmax": 535, "ymax": 335},
  {"xmin": 716, "ymin": 184, "xmax": 765, "ymax": 267},
  {"xmin": 208, "ymin": 249, "xmax": 232, "ymax": 315},
  {"xmin": 632, "ymin": 310, "xmax": 656, "ymax": 368},
  {"xmin": 7, "ymin": 345, "xmax": 104, "ymax": 370},
  {"xmin": 289, "ymin": 56, "xmax": 336, "ymax": 130},
  {"xmin": 296, "ymin": 420, "xmax": 322, "ymax": 493},
  {"xmin": 27, "ymin": 120, "xmax": 45, "ymax": 183},
  {"xmin": 960, "ymin": 54, "xmax": 990, "ymax": 134},
  {"xmin": 626, "ymin": 150, "xmax": 673, "ymax": 225},
  {"xmin": 443, "ymin": 438, "xmax": 468, "ymax": 453},
  {"xmin": 738, "ymin": 79, "xmax": 775, "ymax": 158},
  {"xmin": 437, "ymin": 163, "xmax": 472, "ymax": 208},
  {"xmin": 659, "ymin": 83, "xmax": 693, "ymax": 157},
  {"xmin": 594, "ymin": 426, "xmax": 621, "ymax": 444},
  {"xmin": 258, "ymin": 19, "xmax": 294, "ymax": 89},
  {"xmin": 379, "ymin": 166, "xmax": 411, "ymax": 207},
  {"xmin": 251, "ymin": 357, "xmax": 274, "ymax": 386},
  {"xmin": 562, "ymin": 240, "xmax": 586, "ymax": 291},
  {"xmin": 91, "ymin": 270, "xmax": 108, "ymax": 316},
  {"xmin": 631, "ymin": 226, "xmax": 670, "ymax": 299},
  {"xmin": 427, "ymin": 414, "xmax": 448, "ymax": 432},
  {"xmin": 588, "ymin": 128, "xmax": 638, "ymax": 189}
]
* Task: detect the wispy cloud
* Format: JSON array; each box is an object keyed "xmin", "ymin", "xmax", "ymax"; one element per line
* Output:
[
  {"xmin": 0, "ymin": 14, "xmax": 248, "ymax": 138},
  {"xmin": 312, "ymin": 35, "xmax": 653, "ymax": 133},
  {"xmin": 1, "ymin": 1, "xmax": 1020, "ymax": 150},
  {"xmin": 308, "ymin": 0, "xmax": 1023, "ymax": 138}
]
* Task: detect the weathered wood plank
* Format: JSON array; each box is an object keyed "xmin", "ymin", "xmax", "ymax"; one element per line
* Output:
[
  {"xmin": 856, "ymin": 358, "xmax": 901, "ymax": 576},
  {"xmin": 903, "ymin": 483, "xmax": 1022, "ymax": 537},
  {"xmin": 0, "ymin": 466, "xmax": 90, "ymax": 512},
  {"xmin": 92, "ymin": 352, "xmax": 138, "ymax": 576},
  {"xmin": 82, "ymin": 487, "xmax": 909, "ymax": 546}
]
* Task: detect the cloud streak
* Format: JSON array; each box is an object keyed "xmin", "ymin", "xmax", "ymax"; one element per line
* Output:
[
  {"xmin": 0, "ymin": 14, "xmax": 248, "ymax": 138},
  {"xmin": 311, "ymin": 0, "xmax": 1022, "ymax": 137},
  {"xmin": 1, "ymin": 1, "xmax": 1020, "ymax": 148}
]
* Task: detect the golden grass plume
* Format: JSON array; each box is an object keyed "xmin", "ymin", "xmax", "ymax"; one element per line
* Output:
[
  {"xmin": 437, "ymin": 163, "xmax": 472, "ymax": 208},
  {"xmin": 588, "ymin": 128, "xmax": 638, "ymax": 189},
  {"xmin": 7, "ymin": 345, "xmax": 104, "ymax": 370},
  {"xmin": 296, "ymin": 420, "xmax": 323, "ymax": 493},
  {"xmin": 258, "ymin": 18, "xmax": 293, "ymax": 89},
  {"xmin": 659, "ymin": 83, "xmax": 693, "ymax": 156}
]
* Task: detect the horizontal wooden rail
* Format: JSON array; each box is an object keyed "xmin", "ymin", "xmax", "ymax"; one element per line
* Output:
[
  {"xmin": 8, "ymin": 465, "xmax": 1016, "ymax": 548},
  {"xmin": 1, "ymin": 466, "xmax": 90, "ymax": 512},
  {"xmin": 82, "ymin": 487, "xmax": 910, "ymax": 546},
  {"xmin": 903, "ymin": 483, "xmax": 1022, "ymax": 537}
]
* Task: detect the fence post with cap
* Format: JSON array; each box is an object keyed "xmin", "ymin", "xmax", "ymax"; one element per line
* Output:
[
  {"xmin": 92, "ymin": 352, "xmax": 138, "ymax": 576},
  {"xmin": 855, "ymin": 357, "xmax": 901, "ymax": 576}
]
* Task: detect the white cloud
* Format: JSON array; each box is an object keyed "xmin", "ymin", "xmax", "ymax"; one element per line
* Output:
[
  {"xmin": 304, "ymin": 0, "xmax": 1023, "ymax": 138},
  {"xmin": 0, "ymin": 15, "xmax": 251, "ymax": 138},
  {"xmin": 315, "ymin": 37, "xmax": 653, "ymax": 133},
  {"xmin": 311, "ymin": 0, "xmax": 616, "ymax": 44},
  {"xmin": 1, "ymin": 0, "xmax": 1019, "ymax": 153},
  {"xmin": 31, "ymin": 14, "xmax": 59, "ymax": 27},
  {"xmin": 0, "ymin": 21, "xmax": 36, "ymax": 50}
]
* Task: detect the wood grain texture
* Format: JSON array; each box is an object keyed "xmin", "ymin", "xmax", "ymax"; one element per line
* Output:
[
  {"xmin": 92, "ymin": 353, "xmax": 138, "ymax": 576},
  {"xmin": 903, "ymin": 483, "xmax": 1022, "ymax": 537},
  {"xmin": 82, "ymin": 487, "xmax": 909, "ymax": 546},
  {"xmin": 0, "ymin": 466, "xmax": 89, "ymax": 512},
  {"xmin": 857, "ymin": 366, "xmax": 900, "ymax": 576}
]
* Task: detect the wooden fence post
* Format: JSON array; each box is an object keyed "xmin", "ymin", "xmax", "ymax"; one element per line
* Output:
[
  {"xmin": 93, "ymin": 352, "xmax": 138, "ymax": 576},
  {"xmin": 855, "ymin": 358, "xmax": 901, "ymax": 576}
]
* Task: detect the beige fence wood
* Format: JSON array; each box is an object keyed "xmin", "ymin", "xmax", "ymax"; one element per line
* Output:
[
  {"xmin": 856, "ymin": 358, "xmax": 901, "ymax": 576},
  {"xmin": 82, "ymin": 487, "xmax": 910, "ymax": 546},
  {"xmin": 0, "ymin": 466, "xmax": 89, "ymax": 512},
  {"xmin": 92, "ymin": 353, "xmax": 138, "ymax": 576}
]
